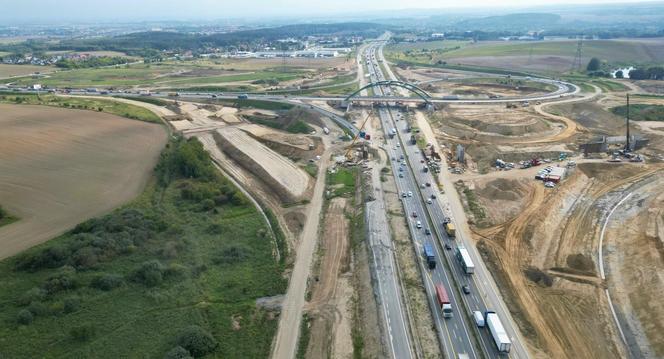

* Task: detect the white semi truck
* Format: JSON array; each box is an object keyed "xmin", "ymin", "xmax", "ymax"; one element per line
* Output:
[{"xmin": 485, "ymin": 311, "xmax": 511, "ymax": 353}]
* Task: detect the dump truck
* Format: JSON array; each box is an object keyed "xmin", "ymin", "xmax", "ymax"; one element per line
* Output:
[
  {"xmin": 435, "ymin": 284, "xmax": 453, "ymax": 318},
  {"xmin": 424, "ymin": 243, "xmax": 436, "ymax": 269},
  {"xmin": 485, "ymin": 311, "xmax": 511, "ymax": 353},
  {"xmin": 444, "ymin": 222, "xmax": 456, "ymax": 237}
]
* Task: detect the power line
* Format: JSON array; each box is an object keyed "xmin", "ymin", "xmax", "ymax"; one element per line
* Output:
[{"xmin": 571, "ymin": 39, "xmax": 583, "ymax": 72}]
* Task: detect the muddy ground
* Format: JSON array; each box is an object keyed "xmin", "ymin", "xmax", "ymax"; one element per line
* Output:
[{"xmin": 0, "ymin": 104, "xmax": 167, "ymax": 259}]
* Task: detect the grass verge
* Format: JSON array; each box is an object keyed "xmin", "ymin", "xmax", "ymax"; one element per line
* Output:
[
  {"xmin": 611, "ymin": 104, "xmax": 664, "ymax": 121},
  {"xmin": 0, "ymin": 205, "xmax": 18, "ymax": 228},
  {"xmin": 296, "ymin": 314, "xmax": 312, "ymax": 359},
  {"xmin": 327, "ymin": 168, "xmax": 357, "ymax": 198},
  {"xmin": 0, "ymin": 92, "xmax": 161, "ymax": 123}
]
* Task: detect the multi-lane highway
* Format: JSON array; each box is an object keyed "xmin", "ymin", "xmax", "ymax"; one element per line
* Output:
[
  {"xmin": 365, "ymin": 162, "xmax": 415, "ymax": 359},
  {"xmin": 367, "ymin": 38, "xmax": 533, "ymax": 358},
  {"xmin": 377, "ymin": 38, "xmax": 532, "ymax": 358},
  {"xmin": 364, "ymin": 41, "xmax": 482, "ymax": 358}
]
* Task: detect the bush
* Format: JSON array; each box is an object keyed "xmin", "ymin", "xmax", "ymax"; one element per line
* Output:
[
  {"xmin": 73, "ymin": 246, "xmax": 99, "ymax": 269},
  {"xmin": 155, "ymin": 137, "xmax": 216, "ymax": 186},
  {"xmin": 17, "ymin": 287, "xmax": 47, "ymax": 306},
  {"xmin": 27, "ymin": 301, "xmax": 49, "ymax": 317},
  {"xmin": 200, "ymin": 199, "xmax": 215, "ymax": 211},
  {"xmin": 586, "ymin": 57, "xmax": 601, "ymax": 72},
  {"xmin": 63, "ymin": 297, "xmax": 81, "ymax": 313},
  {"xmin": 213, "ymin": 244, "xmax": 251, "ymax": 265},
  {"xmin": 164, "ymin": 346, "xmax": 193, "ymax": 359},
  {"xmin": 70, "ymin": 325, "xmax": 96, "ymax": 342},
  {"xmin": 131, "ymin": 260, "xmax": 165, "ymax": 287},
  {"xmin": 17, "ymin": 309, "xmax": 34, "ymax": 325},
  {"xmin": 175, "ymin": 325, "xmax": 218, "ymax": 357},
  {"xmin": 524, "ymin": 266, "xmax": 553, "ymax": 287},
  {"xmin": 42, "ymin": 269, "xmax": 78, "ymax": 294},
  {"xmin": 16, "ymin": 246, "xmax": 70, "ymax": 272},
  {"xmin": 90, "ymin": 273, "xmax": 124, "ymax": 291}
]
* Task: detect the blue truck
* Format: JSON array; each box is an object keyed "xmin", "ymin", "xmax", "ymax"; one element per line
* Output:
[{"xmin": 424, "ymin": 243, "xmax": 436, "ymax": 269}]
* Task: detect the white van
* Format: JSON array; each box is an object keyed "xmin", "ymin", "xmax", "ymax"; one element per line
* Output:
[{"xmin": 473, "ymin": 311, "xmax": 485, "ymax": 327}]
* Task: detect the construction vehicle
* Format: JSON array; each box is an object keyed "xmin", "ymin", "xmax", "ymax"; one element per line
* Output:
[
  {"xmin": 344, "ymin": 111, "xmax": 372, "ymax": 160},
  {"xmin": 485, "ymin": 311, "xmax": 511, "ymax": 353}
]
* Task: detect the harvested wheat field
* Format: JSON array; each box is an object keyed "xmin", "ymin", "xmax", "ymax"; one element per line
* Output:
[{"xmin": 0, "ymin": 104, "xmax": 167, "ymax": 259}]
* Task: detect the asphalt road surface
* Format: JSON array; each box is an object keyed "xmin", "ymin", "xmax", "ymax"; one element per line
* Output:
[
  {"xmin": 365, "ymin": 41, "xmax": 481, "ymax": 359},
  {"xmin": 372, "ymin": 38, "xmax": 532, "ymax": 359}
]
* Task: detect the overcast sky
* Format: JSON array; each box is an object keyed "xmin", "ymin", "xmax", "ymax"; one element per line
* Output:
[{"xmin": 0, "ymin": 0, "xmax": 654, "ymax": 22}]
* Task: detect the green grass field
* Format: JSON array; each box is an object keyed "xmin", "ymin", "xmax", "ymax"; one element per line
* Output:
[
  {"xmin": 0, "ymin": 93, "xmax": 161, "ymax": 123},
  {"xmin": 327, "ymin": 168, "xmax": 356, "ymax": 197},
  {"xmin": 157, "ymin": 70, "xmax": 304, "ymax": 87},
  {"xmin": 611, "ymin": 104, "xmax": 664, "ymax": 121},
  {"xmin": 0, "ymin": 137, "xmax": 286, "ymax": 359}
]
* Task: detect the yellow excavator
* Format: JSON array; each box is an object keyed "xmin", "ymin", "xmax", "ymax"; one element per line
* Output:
[{"xmin": 344, "ymin": 109, "xmax": 373, "ymax": 160}]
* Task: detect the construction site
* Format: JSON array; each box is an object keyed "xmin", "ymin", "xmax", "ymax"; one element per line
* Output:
[{"xmin": 407, "ymin": 72, "xmax": 664, "ymax": 358}]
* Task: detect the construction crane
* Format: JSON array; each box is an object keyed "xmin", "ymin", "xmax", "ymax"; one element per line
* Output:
[{"xmin": 345, "ymin": 109, "xmax": 373, "ymax": 160}]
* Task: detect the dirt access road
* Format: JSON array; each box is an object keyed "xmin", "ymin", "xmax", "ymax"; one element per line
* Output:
[
  {"xmin": 271, "ymin": 136, "xmax": 333, "ymax": 359},
  {"xmin": 303, "ymin": 197, "xmax": 353, "ymax": 358},
  {"xmin": 472, "ymin": 165, "xmax": 662, "ymax": 358},
  {"xmin": 0, "ymin": 104, "xmax": 167, "ymax": 259}
]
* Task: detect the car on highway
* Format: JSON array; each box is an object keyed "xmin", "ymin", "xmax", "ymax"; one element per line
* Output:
[
  {"xmin": 416, "ymin": 221, "xmax": 422, "ymax": 229},
  {"xmin": 396, "ymin": 143, "xmax": 400, "ymax": 147},
  {"xmin": 407, "ymin": 191, "xmax": 413, "ymax": 197},
  {"xmin": 431, "ymin": 194, "xmax": 437, "ymax": 199},
  {"xmin": 445, "ymin": 243, "xmax": 452, "ymax": 250},
  {"xmin": 420, "ymin": 183, "xmax": 426, "ymax": 189},
  {"xmin": 425, "ymin": 228, "xmax": 431, "ymax": 235},
  {"xmin": 426, "ymin": 182, "xmax": 431, "ymax": 187},
  {"xmin": 399, "ymin": 173, "xmax": 404, "ymax": 178},
  {"xmin": 412, "ymin": 211, "xmax": 418, "ymax": 218},
  {"xmin": 462, "ymin": 285, "xmax": 470, "ymax": 294},
  {"xmin": 401, "ymin": 192, "xmax": 407, "ymax": 198},
  {"xmin": 427, "ymin": 199, "xmax": 433, "ymax": 204}
]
